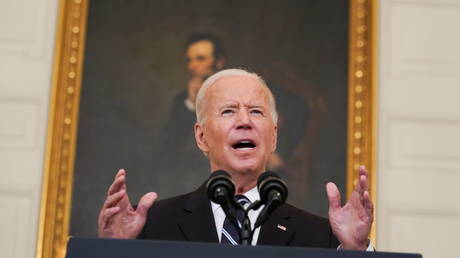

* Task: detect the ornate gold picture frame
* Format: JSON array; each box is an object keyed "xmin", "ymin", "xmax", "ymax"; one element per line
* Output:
[{"xmin": 37, "ymin": 0, "xmax": 377, "ymax": 257}]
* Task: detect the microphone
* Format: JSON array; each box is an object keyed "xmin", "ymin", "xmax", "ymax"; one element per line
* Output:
[
  {"xmin": 206, "ymin": 170, "xmax": 235, "ymax": 204},
  {"xmin": 254, "ymin": 171, "xmax": 288, "ymax": 228},
  {"xmin": 206, "ymin": 170, "xmax": 239, "ymax": 225}
]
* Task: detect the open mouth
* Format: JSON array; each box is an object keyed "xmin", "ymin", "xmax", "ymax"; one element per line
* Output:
[{"xmin": 232, "ymin": 140, "xmax": 256, "ymax": 150}]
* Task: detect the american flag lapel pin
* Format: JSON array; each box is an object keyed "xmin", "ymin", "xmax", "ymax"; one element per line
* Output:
[{"xmin": 277, "ymin": 224, "xmax": 287, "ymax": 231}]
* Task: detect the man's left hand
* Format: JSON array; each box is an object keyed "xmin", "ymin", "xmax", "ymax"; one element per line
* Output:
[{"xmin": 326, "ymin": 165, "xmax": 374, "ymax": 250}]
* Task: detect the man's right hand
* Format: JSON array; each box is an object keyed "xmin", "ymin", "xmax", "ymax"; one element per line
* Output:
[{"xmin": 98, "ymin": 169, "xmax": 157, "ymax": 239}]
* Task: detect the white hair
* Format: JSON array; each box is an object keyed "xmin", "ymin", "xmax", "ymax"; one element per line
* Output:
[{"xmin": 195, "ymin": 68, "xmax": 278, "ymax": 124}]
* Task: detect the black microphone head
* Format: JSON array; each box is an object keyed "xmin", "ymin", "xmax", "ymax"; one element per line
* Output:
[
  {"xmin": 257, "ymin": 171, "xmax": 278, "ymax": 186},
  {"xmin": 206, "ymin": 170, "xmax": 235, "ymax": 204},
  {"xmin": 257, "ymin": 171, "xmax": 288, "ymax": 204}
]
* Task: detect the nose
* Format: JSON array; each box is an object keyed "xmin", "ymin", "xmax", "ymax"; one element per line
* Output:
[
  {"xmin": 188, "ymin": 59, "xmax": 198, "ymax": 73},
  {"xmin": 236, "ymin": 109, "xmax": 252, "ymax": 129}
]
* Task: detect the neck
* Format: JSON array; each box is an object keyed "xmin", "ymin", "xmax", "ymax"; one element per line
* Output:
[
  {"xmin": 231, "ymin": 172, "xmax": 259, "ymax": 195},
  {"xmin": 208, "ymin": 164, "xmax": 265, "ymax": 194}
]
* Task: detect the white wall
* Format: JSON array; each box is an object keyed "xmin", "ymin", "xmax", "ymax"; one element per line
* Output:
[
  {"xmin": 377, "ymin": 0, "xmax": 460, "ymax": 257},
  {"xmin": 0, "ymin": 0, "xmax": 58, "ymax": 257}
]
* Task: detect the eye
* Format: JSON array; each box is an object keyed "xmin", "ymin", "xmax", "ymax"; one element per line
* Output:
[
  {"xmin": 222, "ymin": 109, "xmax": 235, "ymax": 116},
  {"xmin": 250, "ymin": 109, "xmax": 263, "ymax": 116}
]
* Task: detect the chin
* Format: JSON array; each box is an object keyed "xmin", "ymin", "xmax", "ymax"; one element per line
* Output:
[{"xmin": 229, "ymin": 162, "xmax": 263, "ymax": 175}]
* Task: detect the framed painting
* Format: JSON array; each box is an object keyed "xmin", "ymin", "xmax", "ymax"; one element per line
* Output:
[{"xmin": 38, "ymin": 0, "xmax": 377, "ymax": 257}]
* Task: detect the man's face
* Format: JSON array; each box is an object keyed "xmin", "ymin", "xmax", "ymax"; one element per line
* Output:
[
  {"xmin": 194, "ymin": 75, "xmax": 278, "ymax": 177},
  {"xmin": 186, "ymin": 40, "xmax": 218, "ymax": 77}
]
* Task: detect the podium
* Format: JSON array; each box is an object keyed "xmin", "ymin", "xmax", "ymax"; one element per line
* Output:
[{"xmin": 66, "ymin": 238, "xmax": 422, "ymax": 258}]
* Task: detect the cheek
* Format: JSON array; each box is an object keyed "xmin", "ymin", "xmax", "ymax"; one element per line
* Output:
[
  {"xmin": 214, "ymin": 131, "xmax": 228, "ymax": 147},
  {"xmin": 205, "ymin": 126, "xmax": 227, "ymax": 148},
  {"xmin": 204, "ymin": 61, "xmax": 214, "ymax": 69},
  {"xmin": 265, "ymin": 127, "xmax": 277, "ymax": 148}
]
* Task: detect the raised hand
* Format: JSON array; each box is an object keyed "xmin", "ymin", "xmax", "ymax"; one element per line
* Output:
[
  {"xmin": 326, "ymin": 165, "xmax": 374, "ymax": 250},
  {"xmin": 98, "ymin": 169, "xmax": 157, "ymax": 239}
]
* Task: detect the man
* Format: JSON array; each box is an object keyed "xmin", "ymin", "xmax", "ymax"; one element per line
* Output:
[
  {"xmin": 98, "ymin": 69, "xmax": 373, "ymax": 250},
  {"xmin": 165, "ymin": 33, "xmax": 225, "ymax": 120},
  {"xmin": 156, "ymin": 33, "xmax": 226, "ymax": 193},
  {"xmin": 185, "ymin": 33, "xmax": 226, "ymax": 108}
]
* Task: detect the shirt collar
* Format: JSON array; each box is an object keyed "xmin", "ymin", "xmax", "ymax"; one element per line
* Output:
[{"xmin": 243, "ymin": 186, "xmax": 260, "ymax": 203}]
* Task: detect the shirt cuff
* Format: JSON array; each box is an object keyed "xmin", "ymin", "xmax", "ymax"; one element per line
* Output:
[{"xmin": 337, "ymin": 241, "xmax": 375, "ymax": 252}]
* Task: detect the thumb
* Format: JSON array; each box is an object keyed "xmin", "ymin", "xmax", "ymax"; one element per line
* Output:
[
  {"xmin": 136, "ymin": 192, "xmax": 157, "ymax": 217},
  {"xmin": 326, "ymin": 182, "xmax": 341, "ymax": 211}
]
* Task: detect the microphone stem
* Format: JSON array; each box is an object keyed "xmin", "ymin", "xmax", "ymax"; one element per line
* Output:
[{"xmin": 240, "ymin": 210, "xmax": 252, "ymax": 245}]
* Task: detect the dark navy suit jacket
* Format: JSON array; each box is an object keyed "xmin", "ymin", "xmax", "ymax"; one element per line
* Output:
[{"xmin": 138, "ymin": 184, "xmax": 339, "ymax": 248}]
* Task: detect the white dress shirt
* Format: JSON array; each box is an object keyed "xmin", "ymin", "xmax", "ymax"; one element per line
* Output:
[{"xmin": 210, "ymin": 187, "xmax": 263, "ymax": 245}]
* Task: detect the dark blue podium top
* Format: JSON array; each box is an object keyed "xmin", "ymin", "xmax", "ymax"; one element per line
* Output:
[{"xmin": 66, "ymin": 237, "xmax": 422, "ymax": 258}]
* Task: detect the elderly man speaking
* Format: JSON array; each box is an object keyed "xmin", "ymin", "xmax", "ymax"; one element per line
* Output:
[{"xmin": 97, "ymin": 69, "xmax": 374, "ymax": 250}]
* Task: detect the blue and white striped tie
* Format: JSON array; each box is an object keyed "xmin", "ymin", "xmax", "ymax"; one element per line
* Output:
[{"xmin": 220, "ymin": 195, "xmax": 250, "ymax": 245}]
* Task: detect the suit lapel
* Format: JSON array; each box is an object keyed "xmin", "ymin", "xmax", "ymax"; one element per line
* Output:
[
  {"xmin": 177, "ymin": 184, "xmax": 219, "ymax": 243},
  {"xmin": 257, "ymin": 205, "xmax": 296, "ymax": 246},
  {"xmin": 175, "ymin": 185, "xmax": 298, "ymax": 246}
]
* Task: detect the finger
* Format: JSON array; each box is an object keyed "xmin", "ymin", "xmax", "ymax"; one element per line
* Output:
[
  {"xmin": 359, "ymin": 165, "xmax": 367, "ymax": 176},
  {"xmin": 326, "ymin": 182, "xmax": 341, "ymax": 211},
  {"xmin": 363, "ymin": 190, "xmax": 374, "ymax": 218},
  {"xmin": 350, "ymin": 190, "xmax": 364, "ymax": 209},
  {"xmin": 136, "ymin": 192, "xmax": 158, "ymax": 217},
  {"xmin": 357, "ymin": 174, "xmax": 367, "ymax": 196},
  {"xmin": 108, "ymin": 172, "xmax": 127, "ymax": 196},
  {"xmin": 107, "ymin": 175, "xmax": 125, "ymax": 196},
  {"xmin": 99, "ymin": 206, "xmax": 121, "ymax": 226},
  {"xmin": 103, "ymin": 189, "xmax": 125, "ymax": 209},
  {"xmin": 354, "ymin": 166, "xmax": 368, "ymax": 196},
  {"xmin": 359, "ymin": 165, "xmax": 369, "ymax": 192},
  {"xmin": 116, "ymin": 168, "xmax": 126, "ymax": 178},
  {"xmin": 354, "ymin": 178, "xmax": 363, "ymax": 196}
]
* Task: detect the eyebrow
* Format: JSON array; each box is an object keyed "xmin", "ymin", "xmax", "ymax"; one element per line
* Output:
[
  {"xmin": 220, "ymin": 103, "xmax": 264, "ymax": 109},
  {"xmin": 220, "ymin": 102, "xmax": 238, "ymax": 108}
]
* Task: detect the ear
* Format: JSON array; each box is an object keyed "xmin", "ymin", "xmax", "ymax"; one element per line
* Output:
[
  {"xmin": 194, "ymin": 122, "xmax": 209, "ymax": 154},
  {"xmin": 271, "ymin": 124, "xmax": 278, "ymax": 153}
]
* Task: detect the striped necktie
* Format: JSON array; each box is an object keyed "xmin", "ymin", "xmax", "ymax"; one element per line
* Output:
[{"xmin": 220, "ymin": 195, "xmax": 250, "ymax": 245}]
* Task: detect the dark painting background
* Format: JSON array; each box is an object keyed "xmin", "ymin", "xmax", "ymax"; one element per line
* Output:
[{"xmin": 71, "ymin": 0, "xmax": 349, "ymax": 236}]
